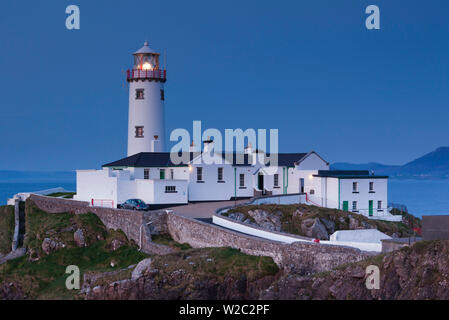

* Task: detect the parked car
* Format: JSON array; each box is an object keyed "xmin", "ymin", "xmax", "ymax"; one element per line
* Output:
[{"xmin": 118, "ymin": 199, "xmax": 150, "ymax": 211}]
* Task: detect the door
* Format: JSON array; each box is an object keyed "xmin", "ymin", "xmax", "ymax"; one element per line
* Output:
[
  {"xmin": 369, "ymin": 200, "xmax": 373, "ymax": 216},
  {"xmin": 258, "ymin": 173, "xmax": 264, "ymax": 194},
  {"xmin": 342, "ymin": 201, "xmax": 349, "ymax": 211},
  {"xmin": 300, "ymin": 178, "xmax": 305, "ymax": 193}
]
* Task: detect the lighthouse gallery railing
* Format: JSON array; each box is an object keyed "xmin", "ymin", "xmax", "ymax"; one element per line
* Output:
[{"xmin": 127, "ymin": 69, "xmax": 167, "ymax": 81}]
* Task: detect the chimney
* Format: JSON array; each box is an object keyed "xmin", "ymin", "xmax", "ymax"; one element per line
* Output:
[
  {"xmin": 151, "ymin": 135, "xmax": 160, "ymax": 152},
  {"xmin": 244, "ymin": 142, "xmax": 253, "ymax": 154},
  {"xmin": 189, "ymin": 140, "xmax": 197, "ymax": 152},
  {"xmin": 203, "ymin": 136, "xmax": 214, "ymax": 154}
]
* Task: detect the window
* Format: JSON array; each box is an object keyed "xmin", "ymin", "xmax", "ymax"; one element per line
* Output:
[
  {"xmin": 369, "ymin": 182, "xmax": 374, "ymax": 192},
  {"xmin": 144, "ymin": 169, "xmax": 149, "ymax": 180},
  {"xmin": 352, "ymin": 201, "xmax": 357, "ymax": 211},
  {"xmin": 352, "ymin": 182, "xmax": 358, "ymax": 192},
  {"xmin": 274, "ymin": 174, "xmax": 279, "ymax": 187},
  {"xmin": 217, "ymin": 167, "xmax": 223, "ymax": 181},
  {"xmin": 135, "ymin": 88, "xmax": 144, "ymax": 100},
  {"xmin": 239, "ymin": 174, "xmax": 245, "ymax": 187},
  {"xmin": 165, "ymin": 186, "xmax": 176, "ymax": 193},
  {"xmin": 170, "ymin": 169, "xmax": 174, "ymax": 180},
  {"xmin": 135, "ymin": 126, "xmax": 144, "ymax": 138},
  {"xmin": 160, "ymin": 89, "xmax": 165, "ymax": 101},
  {"xmin": 378, "ymin": 201, "xmax": 382, "ymax": 209},
  {"xmin": 197, "ymin": 167, "xmax": 203, "ymax": 181},
  {"xmin": 160, "ymin": 169, "xmax": 165, "ymax": 180}
]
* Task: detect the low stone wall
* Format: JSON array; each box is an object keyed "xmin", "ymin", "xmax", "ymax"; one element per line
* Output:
[
  {"xmin": 167, "ymin": 213, "xmax": 371, "ymax": 274},
  {"xmin": 28, "ymin": 194, "xmax": 171, "ymax": 255}
]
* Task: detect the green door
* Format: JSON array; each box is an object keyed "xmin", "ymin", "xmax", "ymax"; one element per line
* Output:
[
  {"xmin": 160, "ymin": 169, "xmax": 165, "ymax": 180},
  {"xmin": 369, "ymin": 200, "xmax": 373, "ymax": 216},
  {"xmin": 342, "ymin": 201, "xmax": 349, "ymax": 211}
]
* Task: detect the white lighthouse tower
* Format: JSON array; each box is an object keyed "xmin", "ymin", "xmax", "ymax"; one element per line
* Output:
[{"xmin": 127, "ymin": 41, "xmax": 166, "ymax": 156}]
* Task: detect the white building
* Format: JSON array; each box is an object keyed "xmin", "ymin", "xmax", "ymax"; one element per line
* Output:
[{"xmin": 74, "ymin": 42, "xmax": 394, "ymax": 220}]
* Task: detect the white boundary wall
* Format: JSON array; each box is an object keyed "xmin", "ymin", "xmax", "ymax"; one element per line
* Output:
[
  {"xmin": 251, "ymin": 193, "xmax": 307, "ymax": 205},
  {"xmin": 213, "ymin": 215, "xmax": 311, "ymax": 244},
  {"xmin": 212, "ymin": 199, "xmax": 382, "ymax": 252},
  {"xmin": 213, "ymin": 215, "xmax": 382, "ymax": 252}
]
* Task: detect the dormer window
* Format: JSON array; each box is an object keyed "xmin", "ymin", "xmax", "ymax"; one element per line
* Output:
[{"xmin": 136, "ymin": 89, "xmax": 144, "ymax": 100}]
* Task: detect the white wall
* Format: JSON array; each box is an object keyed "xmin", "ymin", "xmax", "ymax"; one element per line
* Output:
[
  {"xmin": 330, "ymin": 229, "xmax": 391, "ymax": 243},
  {"xmin": 339, "ymin": 178, "xmax": 388, "ymax": 217},
  {"xmin": 74, "ymin": 169, "xmax": 118, "ymax": 206},
  {"xmin": 151, "ymin": 179, "xmax": 188, "ymax": 204},
  {"xmin": 212, "ymin": 214, "xmax": 382, "ymax": 252},
  {"xmin": 75, "ymin": 167, "xmax": 189, "ymax": 207},
  {"xmin": 127, "ymin": 80, "xmax": 165, "ymax": 155},
  {"xmin": 296, "ymin": 152, "xmax": 329, "ymax": 170}
]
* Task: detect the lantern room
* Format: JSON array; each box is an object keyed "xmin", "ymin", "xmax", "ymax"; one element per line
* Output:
[{"xmin": 133, "ymin": 41, "xmax": 160, "ymax": 70}]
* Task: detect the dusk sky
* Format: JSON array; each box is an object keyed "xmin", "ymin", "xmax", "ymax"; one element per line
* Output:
[{"xmin": 0, "ymin": 0, "xmax": 448, "ymax": 171}]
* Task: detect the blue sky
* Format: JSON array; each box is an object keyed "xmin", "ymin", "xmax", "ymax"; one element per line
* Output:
[{"xmin": 0, "ymin": 0, "xmax": 448, "ymax": 171}]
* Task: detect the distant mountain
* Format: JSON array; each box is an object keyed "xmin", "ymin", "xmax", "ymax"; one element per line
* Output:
[
  {"xmin": 0, "ymin": 170, "xmax": 75, "ymax": 182},
  {"xmin": 331, "ymin": 147, "xmax": 449, "ymax": 179}
]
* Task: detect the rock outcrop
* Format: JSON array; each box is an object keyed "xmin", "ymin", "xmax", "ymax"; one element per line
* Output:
[
  {"xmin": 223, "ymin": 204, "xmax": 417, "ymax": 240},
  {"xmin": 41, "ymin": 238, "xmax": 65, "ymax": 254},
  {"xmin": 301, "ymin": 218, "xmax": 329, "ymax": 240},
  {"xmin": 260, "ymin": 240, "xmax": 449, "ymax": 300}
]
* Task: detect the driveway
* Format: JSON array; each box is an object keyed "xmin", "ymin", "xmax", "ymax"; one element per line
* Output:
[{"xmin": 166, "ymin": 200, "xmax": 248, "ymax": 218}]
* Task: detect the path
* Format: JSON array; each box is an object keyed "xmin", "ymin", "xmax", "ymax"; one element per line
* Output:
[
  {"xmin": 0, "ymin": 248, "xmax": 26, "ymax": 265},
  {"xmin": 166, "ymin": 200, "xmax": 248, "ymax": 218}
]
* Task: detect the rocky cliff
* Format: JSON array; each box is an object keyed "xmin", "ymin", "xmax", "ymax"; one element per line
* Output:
[{"xmin": 261, "ymin": 240, "xmax": 449, "ymax": 300}]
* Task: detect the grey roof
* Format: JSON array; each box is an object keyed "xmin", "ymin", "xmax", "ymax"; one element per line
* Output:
[
  {"xmin": 277, "ymin": 153, "xmax": 308, "ymax": 167},
  {"xmin": 103, "ymin": 152, "xmax": 311, "ymax": 168},
  {"xmin": 133, "ymin": 41, "xmax": 157, "ymax": 55},
  {"xmin": 313, "ymin": 170, "xmax": 388, "ymax": 179},
  {"xmin": 103, "ymin": 152, "xmax": 196, "ymax": 168}
]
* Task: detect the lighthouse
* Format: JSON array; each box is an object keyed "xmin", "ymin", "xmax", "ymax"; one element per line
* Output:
[{"xmin": 127, "ymin": 42, "xmax": 166, "ymax": 156}]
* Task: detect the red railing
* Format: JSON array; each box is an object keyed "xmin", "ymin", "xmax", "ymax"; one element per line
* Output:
[
  {"xmin": 127, "ymin": 69, "xmax": 166, "ymax": 81},
  {"xmin": 91, "ymin": 199, "xmax": 114, "ymax": 208}
]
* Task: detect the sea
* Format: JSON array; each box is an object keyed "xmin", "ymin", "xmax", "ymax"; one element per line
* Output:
[{"xmin": 0, "ymin": 179, "xmax": 448, "ymax": 218}]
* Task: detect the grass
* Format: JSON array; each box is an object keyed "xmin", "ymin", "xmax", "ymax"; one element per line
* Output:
[
  {"xmin": 151, "ymin": 234, "xmax": 192, "ymax": 251},
  {"xmin": 0, "ymin": 199, "xmax": 148, "ymax": 299},
  {"xmin": 225, "ymin": 204, "xmax": 419, "ymax": 238},
  {"xmin": 0, "ymin": 205, "xmax": 15, "ymax": 255},
  {"xmin": 0, "ymin": 241, "xmax": 148, "ymax": 299},
  {"xmin": 46, "ymin": 192, "xmax": 76, "ymax": 199},
  {"xmin": 151, "ymin": 247, "xmax": 279, "ymax": 283},
  {"xmin": 24, "ymin": 201, "xmax": 109, "ymax": 257}
]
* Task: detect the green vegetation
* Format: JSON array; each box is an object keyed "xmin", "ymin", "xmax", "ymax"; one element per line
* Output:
[
  {"xmin": 151, "ymin": 247, "xmax": 279, "ymax": 282},
  {"xmin": 24, "ymin": 201, "xmax": 110, "ymax": 257},
  {"xmin": 46, "ymin": 192, "xmax": 76, "ymax": 199},
  {"xmin": 1, "ymin": 200, "xmax": 279, "ymax": 299},
  {"xmin": 0, "ymin": 241, "xmax": 148, "ymax": 299},
  {"xmin": 0, "ymin": 206, "xmax": 15, "ymax": 255},
  {"xmin": 151, "ymin": 234, "xmax": 192, "ymax": 251},
  {"xmin": 0, "ymin": 200, "xmax": 147, "ymax": 299},
  {"xmin": 225, "ymin": 204, "xmax": 420, "ymax": 238}
]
